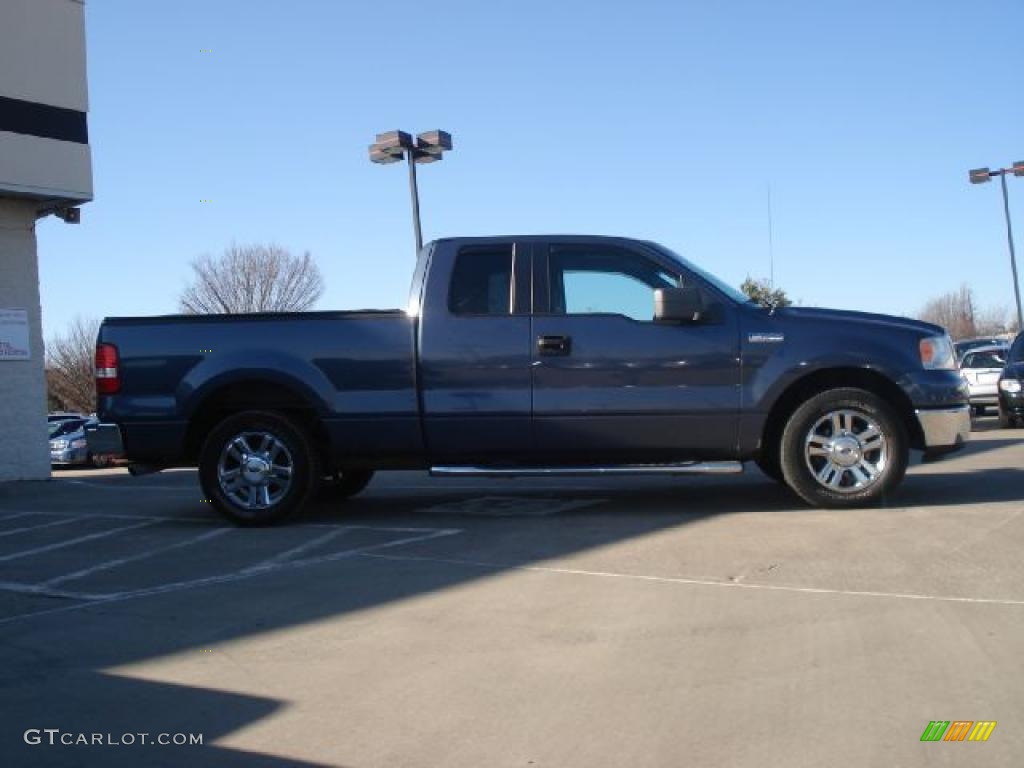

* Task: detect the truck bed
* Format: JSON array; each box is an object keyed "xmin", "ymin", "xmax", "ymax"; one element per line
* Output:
[{"xmin": 97, "ymin": 309, "xmax": 422, "ymax": 465}]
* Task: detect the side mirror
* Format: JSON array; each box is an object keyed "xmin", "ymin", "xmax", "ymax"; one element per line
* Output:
[{"xmin": 654, "ymin": 284, "xmax": 703, "ymax": 323}]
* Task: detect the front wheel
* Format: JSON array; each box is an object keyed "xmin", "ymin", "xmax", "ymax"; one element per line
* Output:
[
  {"xmin": 199, "ymin": 410, "xmax": 319, "ymax": 525},
  {"xmin": 779, "ymin": 388, "xmax": 909, "ymax": 508}
]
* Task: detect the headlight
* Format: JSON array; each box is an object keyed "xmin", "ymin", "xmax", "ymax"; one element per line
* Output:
[
  {"xmin": 70, "ymin": 438, "xmax": 88, "ymax": 449},
  {"xmin": 1000, "ymin": 379, "xmax": 1022, "ymax": 394},
  {"xmin": 919, "ymin": 335, "xmax": 956, "ymax": 370},
  {"xmin": 50, "ymin": 440, "xmax": 68, "ymax": 450}
]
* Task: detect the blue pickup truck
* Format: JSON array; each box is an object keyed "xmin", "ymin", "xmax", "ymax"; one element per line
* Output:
[{"xmin": 94, "ymin": 236, "xmax": 970, "ymax": 524}]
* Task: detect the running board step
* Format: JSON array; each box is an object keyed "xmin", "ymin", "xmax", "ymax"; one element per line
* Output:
[{"xmin": 429, "ymin": 462, "xmax": 743, "ymax": 478}]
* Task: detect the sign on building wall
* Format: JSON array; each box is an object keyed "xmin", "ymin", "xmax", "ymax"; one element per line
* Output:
[{"xmin": 0, "ymin": 309, "xmax": 30, "ymax": 360}]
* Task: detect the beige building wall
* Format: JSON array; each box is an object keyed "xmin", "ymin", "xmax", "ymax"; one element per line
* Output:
[{"xmin": 0, "ymin": 199, "xmax": 49, "ymax": 481}]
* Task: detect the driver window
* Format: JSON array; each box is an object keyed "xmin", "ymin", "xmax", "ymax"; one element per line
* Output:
[{"xmin": 548, "ymin": 245, "xmax": 680, "ymax": 322}]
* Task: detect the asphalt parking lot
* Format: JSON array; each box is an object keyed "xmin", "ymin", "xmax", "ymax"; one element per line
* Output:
[{"xmin": 0, "ymin": 418, "xmax": 1022, "ymax": 767}]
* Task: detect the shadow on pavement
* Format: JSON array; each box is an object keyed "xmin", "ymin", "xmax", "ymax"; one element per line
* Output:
[{"xmin": 0, "ymin": 429, "xmax": 1021, "ymax": 765}]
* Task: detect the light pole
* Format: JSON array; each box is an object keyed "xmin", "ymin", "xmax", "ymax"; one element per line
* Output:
[
  {"xmin": 969, "ymin": 161, "xmax": 1024, "ymax": 330},
  {"xmin": 369, "ymin": 130, "xmax": 453, "ymax": 254}
]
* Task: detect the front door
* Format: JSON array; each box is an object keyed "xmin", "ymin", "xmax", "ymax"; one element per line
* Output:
[{"xmin": 531, "ymin": 240, "xmax": 740, "ymax": 463}]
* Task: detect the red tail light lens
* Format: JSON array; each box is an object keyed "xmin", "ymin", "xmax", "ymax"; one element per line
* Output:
[{"xmin": 95, "ymin": 343, "xmax": 121, "ymax": 395}]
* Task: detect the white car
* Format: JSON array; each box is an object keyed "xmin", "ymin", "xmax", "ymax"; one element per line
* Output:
[{"xmin": 960, "ymin": 345, "xmax": 1008, "ymax": 415}]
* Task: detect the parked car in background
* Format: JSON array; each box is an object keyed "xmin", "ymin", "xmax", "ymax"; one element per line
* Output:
[
  {"xmin": 48, "ymin": 411, "xmax": 86, "ymax": 423},
  {"xmin": 959, "ymin": 345, "xmax": 1008, "ymax": 416},
  {"xmin": 955, "ymin": 337, "xmax": 1008, "ymax": 362},
  {"xmin": 998, "ymin": 332, "xmax": 1024, "ymax": 428},
  {"xmin": 49, "ymin": 416, "xmax": 98, "ymax": 467}
]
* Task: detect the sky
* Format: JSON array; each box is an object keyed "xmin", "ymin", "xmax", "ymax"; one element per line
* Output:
[{"xmin": 37, "ymin": 0, "xmax": 1024, "ymax": 337}]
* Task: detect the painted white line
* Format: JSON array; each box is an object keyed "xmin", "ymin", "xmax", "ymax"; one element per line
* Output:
[
  {"xmin": 0, "ymin": 512, "xmax": 44, "ymax": 523},
  {"xmin": 251, "ymin": 528, "xmax": 350, "ymax": 570},
  {"xmin": 0, "ymin": 527, "xmax": 464, "ymax": 626},
  {"xmin": 101, "ymin": 527, "xmax": 464, "ymax": 598},
  {"xmin": 58, "ymin": 479, "xmax": 196, "ymax": 493},
  {"xmin": 360, "ymin": 552, "xmax": 1024, "ymax": 608},
  {"xmin": 0, "ymin": 516, "xmax": 87, "ymax": 538},
  {"xmin": 417, "ymin": 496, "xmax": 604, "ymax": 517},
  {"xmin": 0, "ymin": 580, "xmax": 102, "ymax": 600},
  {"xmin": 42, "ymin": 527, "xmax": 232, "ymax": 587},
  {"xmin": 0, "ymin": 520, "xmax": 157, "ymax": 564}
]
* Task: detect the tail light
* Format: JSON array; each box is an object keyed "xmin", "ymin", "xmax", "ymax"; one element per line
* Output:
[{"xmin": 95, "ymin": 343, "xmax": 121, "ymax": 395}]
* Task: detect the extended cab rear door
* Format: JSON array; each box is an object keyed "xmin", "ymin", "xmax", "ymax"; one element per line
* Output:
[
  {"xmin": 417, "ymin": 239, "xmax": 533, "ymax": 462},
  {"xmin": 530, "ymin": 238, "xmax": 741, "ymax": 463}
]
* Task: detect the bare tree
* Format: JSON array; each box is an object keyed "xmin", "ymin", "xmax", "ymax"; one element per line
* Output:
[
  {"xmin": 916, "ymin": 284, "xmax": 978, "ymax": 340},
  {"xmin": 46, "ymin": 316, "xmax": 100, "ymax": 414},
  {"xmin": 916, "ymin": 284, "xmax": 1020, "ymax": 339},
  {"xmin": 179, "ymin": 243, "xmax": 325, "ymax": 314}
]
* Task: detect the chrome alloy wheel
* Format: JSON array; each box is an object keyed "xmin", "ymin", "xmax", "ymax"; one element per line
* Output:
[
  {"xmin": 803, "ymin": 409, "xmax": 888, "ymax": 494},
  {"xmin": 217, "ymin": 431, "xmax": 294, "ymax": 509}
]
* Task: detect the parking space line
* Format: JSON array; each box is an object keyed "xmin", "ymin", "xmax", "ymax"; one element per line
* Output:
[
  {"xmin": 0, "ymin": 516, "xmax": 87, "ymax": 538},
  {"xmin": 360, "ymin": 552, "xmax": 1024, "ymax": 608},
  {"xmin": 42, "ymin": 527, "xmax": 232, "ymax": 587},
  {"xmin": 0, "ymin": 580, "xmax": 102, "ymax": 601},
  {"xmin": 0, "ymin": 512, "xmax": 42, "ymax": 523},
  {"xmin": 102, "ymin": 526, "xmax": 464, "ymax": 597},
  {"xmin": 0, "ymin": 526, "xmax": 463, "ymax": 627},
  {"xmin": 58, "ymin": 479, "xmax": 196, "ymax": 493},
  {"xmin": 250, "ymin": 527, "xmax": 350, "ymax": 570},
  {"xmin": 0, "ymin": 520, "xmax": 157, "ymax": 564}
]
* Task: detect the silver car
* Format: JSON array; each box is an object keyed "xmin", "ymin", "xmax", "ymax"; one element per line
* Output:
[
  {"xmin": 960, "ymin": 345, "xmax": 1008, "ymax": 416},
  {"xmin": 49, "ymin": 416, "xmax": 97, "ymax": 466}
]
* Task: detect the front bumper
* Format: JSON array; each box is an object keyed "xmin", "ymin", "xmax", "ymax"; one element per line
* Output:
[
  {"xmin": 998, "ymin": 389, "xmax": 1024, "ymax": 417},
  {"xmin": 50, "ymin": 446, "xmax": 89, "ymax": 465},
  {"xmin": 915, "ymin": 405, "xmax": 970, "ymax": 456}
]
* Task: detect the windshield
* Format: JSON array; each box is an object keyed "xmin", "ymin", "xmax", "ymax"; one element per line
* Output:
[
  {"xmin": 647, "ymin": 243, "xmax": 753, "ymax": 305},
  {"xmin": 49, "ymin": 420, "xmax": 84, "ymax": 438}
]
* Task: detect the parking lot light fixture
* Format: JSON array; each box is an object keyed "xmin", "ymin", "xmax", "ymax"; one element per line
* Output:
[
  {"xmin": 369, "ymin": 129, "xmax": 453, "ymax": 254},
  {"xmin": 968, "ymin": 162, "xmax": 1023, "ymax": 329}
]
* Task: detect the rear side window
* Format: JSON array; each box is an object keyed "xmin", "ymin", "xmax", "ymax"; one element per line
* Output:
[{"xmin": 448, "ymin": 247, "xmax": 513, "ymax": 315}]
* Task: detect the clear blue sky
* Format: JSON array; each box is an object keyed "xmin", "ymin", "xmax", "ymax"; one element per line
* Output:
[{"xmin": 38, "ymin": 0, "xmax": 1024, "ymax": 337}]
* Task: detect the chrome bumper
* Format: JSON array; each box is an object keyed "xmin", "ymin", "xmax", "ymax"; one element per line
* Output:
[{"xmin": 915, "ymin": 405, "xmax": 970, "ymax": 452}]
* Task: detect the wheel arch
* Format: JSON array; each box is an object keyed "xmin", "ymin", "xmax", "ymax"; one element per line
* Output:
[
  {"xmin": 183, "ymin": 378, "xmax": 329, "ymax": 464},
  {"xmin": 760, "ymin": 367, "xmax": 924, "ymax": 457}
]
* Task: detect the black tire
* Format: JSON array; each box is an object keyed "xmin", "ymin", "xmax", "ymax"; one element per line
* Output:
[
  {"xmin": 779, "ymin": 388, "xmax": 909, "ymax": 508},
  {"xmin": 754, "ymin": 451, "xmax": 784, "ymax": 484},
  {"xmin": 199, "ymin": 410, "xmax": 318, "ymax": 526},
  {"xmin": 998, "ymin": 405, "xmax": 1018, "ymax": 429},
  {"xmin": 320, "ymin": 469, "xmax": 375, "ymax": 500}
]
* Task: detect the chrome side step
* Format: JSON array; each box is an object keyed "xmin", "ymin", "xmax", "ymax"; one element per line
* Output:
[{"xmin": 429, "ymin": 462, "xmax": 743, "ymax": 478}]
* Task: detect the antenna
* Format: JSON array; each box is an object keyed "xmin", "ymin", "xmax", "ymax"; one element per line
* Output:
[{"xmin": 767, "ymin": 183, "xmax": 775, "ymax": 290}]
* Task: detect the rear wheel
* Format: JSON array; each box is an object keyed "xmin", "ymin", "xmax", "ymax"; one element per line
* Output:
[
  {"xmin": 779, "ymin": 388, "xmax": 908, "ymax": 508},
  {"xmin": 199, "ymin": 410, "xmax": 318, "ymax": 526}
]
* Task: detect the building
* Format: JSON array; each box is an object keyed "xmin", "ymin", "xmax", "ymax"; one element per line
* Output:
[{"xmin": 0, "ymin": 0, "xmax": 92, "ymax": 481}]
